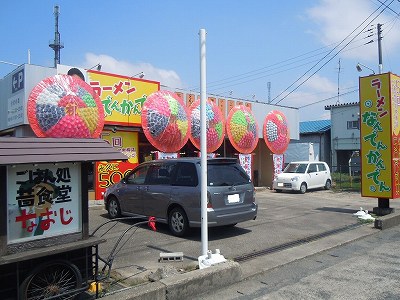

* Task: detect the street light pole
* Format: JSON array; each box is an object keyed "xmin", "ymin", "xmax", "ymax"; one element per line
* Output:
[{"xmin": 356, "ymin": 63, "xmax": 375, "ymax": 75}]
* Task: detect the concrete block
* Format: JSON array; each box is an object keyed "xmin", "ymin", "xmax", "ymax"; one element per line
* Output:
[
  {"xmin": 375, "ymin": 211, "xmax": 400, "ymax": 230},
  {"xmin": 159, "ymin": 252, "xmax": 184, "ymax": 262},
  {"xmin": 160, "ymin": 260, "xmax": 242, "ymax": 300}
]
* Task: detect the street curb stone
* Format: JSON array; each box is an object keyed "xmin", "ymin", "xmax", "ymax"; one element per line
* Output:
[
  {"xmin": 101, "ymin": 260, "xmax": 241, "ymax": 300},
  {"xmin": 375, "ymin": 211, "xmax": 400, "ymax": 230}
]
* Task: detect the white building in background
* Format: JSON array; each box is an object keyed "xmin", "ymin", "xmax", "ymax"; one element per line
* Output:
[
  {"xmin": 284, "ymin": 142, "xmax": 316, "ymax": 163},
  {"xmin": 325, "ymin": 102, "xmax": 360, "ymax": 172}
]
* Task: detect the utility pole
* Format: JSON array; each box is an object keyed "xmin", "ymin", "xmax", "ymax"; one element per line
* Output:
[
  {"xmin": 267, "ymin": 82, "xmax": 271, "ymax": 103},
  {"xmin": 336, "ymin": 59, "xmax": 341, "ymax": 105},
  {"xmin": 377, "ymin": 23, "xmax": 383, "ymax": 74}
]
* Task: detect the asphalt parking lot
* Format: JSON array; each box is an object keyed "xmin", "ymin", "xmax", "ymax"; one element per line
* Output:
[{"xmin": 88, "ymin": 188, "xmax": 400, "ymax": 298}]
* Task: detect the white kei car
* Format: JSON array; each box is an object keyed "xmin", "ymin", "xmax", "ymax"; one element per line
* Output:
[{"xmin": 273, "ymin": 161, "xmax": 332, "ymax": 194}]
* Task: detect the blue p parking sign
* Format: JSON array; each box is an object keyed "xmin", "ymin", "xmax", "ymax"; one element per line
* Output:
[{"xmin": 12, "ymin": 69, "xmax": 24, "ymax": 93}]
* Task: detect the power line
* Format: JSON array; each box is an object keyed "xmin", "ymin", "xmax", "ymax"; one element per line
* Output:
[
  {"xmin": 169, "ymin": 2, "xmax": 397, "ymax": 105},
  {"xmin": 205, "ymin": 40, "xmax": 367, "ymax": 95},
  {"xmin": 298, "ymin": 89, "xmax": 359, "ymax": 109},
  {"xmin": 185, "ymin": 31, "xmax": 376, "ymax": 99},
  {"xmin": 206, "ymin": 58, "xmax": 322, "ymax": 93},
  {"xmin": 374, "ymin": 0, "xmax": 400, "ymax": 16},
  {"xmin": 188, "ymin": 36, "xmax": 370, "ymax": 94},
  {"xmin": 272, "ymin": 0, "xmax": 394, "ymax": 106},
  {"xmin": 204, "ymin": 35, "xmax": 374, "ymax": 99},
  {"xmin": 186, "ymin": 44, "xmax": 337, "ymax": 91}
]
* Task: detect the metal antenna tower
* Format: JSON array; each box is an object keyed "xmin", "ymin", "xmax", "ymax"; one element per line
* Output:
[{"xmin": 49, "ymin": 5, "xmax": 64, "ymax": 67}]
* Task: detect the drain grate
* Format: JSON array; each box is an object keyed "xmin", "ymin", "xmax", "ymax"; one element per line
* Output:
[{"xmin": 234, "ymin": 223, "xmax": 363, "ymax": 263}]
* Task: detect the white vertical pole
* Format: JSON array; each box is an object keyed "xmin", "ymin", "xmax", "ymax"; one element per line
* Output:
[
  {"xmin": 28, "ymin": 49, "xmax": 31, "ymax": 64},
  {"xmin": 199, "ymin": 28, "xmax": 208, "ymax": 256}
]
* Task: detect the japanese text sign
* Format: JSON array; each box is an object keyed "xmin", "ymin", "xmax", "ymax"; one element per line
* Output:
[
  {"xmin": 88, "ymin": 71, "xmax": 159, "ymax": 126},
  {"xmin": 360, "ymin": 73, "xmax": 400, "ymax": 199},
  {"xmin": 239, "ymin": 153, "xmax": 252, "ymax": 179},
  {"xmin": 95, "ymin": 130, "xmax": 139, "ymax": 200},
  {"xmin": 7, "ymin": 163, "xmax": 82, "ymax": 244}
]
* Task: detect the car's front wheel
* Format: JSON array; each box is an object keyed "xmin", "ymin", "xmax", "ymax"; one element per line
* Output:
[
  {"xmin": 300, "ymin": 183, "xmax": 307, "ymax": 194},
  {"xmin": 324, "ymin": 179, "xmax": 332, "ymax": 190},
  {"xmin": 107, "ymin": 196, "xmax": 121, "ymax": 219},
  {"xmin": 168, "ymin": 207, "xmax": 189, "ymax": 237}
]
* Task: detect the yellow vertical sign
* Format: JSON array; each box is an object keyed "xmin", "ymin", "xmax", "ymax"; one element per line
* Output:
[
  {"xmin": 390, "ymin": 73, "xmax": 400, "ymax": 198},
  {"xmin": 360, "ymin": 73, "xmax": 392, "ymax": 198}
]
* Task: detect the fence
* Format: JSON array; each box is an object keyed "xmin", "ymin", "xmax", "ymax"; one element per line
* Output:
[{"xmin": 330, "ymin": 165, "xmax": 361, "ymax": 192}]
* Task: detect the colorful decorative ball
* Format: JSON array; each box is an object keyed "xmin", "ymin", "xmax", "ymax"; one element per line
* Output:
[
  {"xmin": 27, "ymin": 74, "xmax": 104, "ymax": 138},
  {"xmin": 263, "ymin": 110, "xmax": 290, "ymax": 154},
  {"xmin": 226, "ymin": 105, "xmax": 258, "ymax": 154},
  {"xmin": 189, "ymin": 99, "xmax": 225, "ymax": 153},
  {"xmin": 141, "ymin": 90, "xmax": 190, "ymax": 153}
]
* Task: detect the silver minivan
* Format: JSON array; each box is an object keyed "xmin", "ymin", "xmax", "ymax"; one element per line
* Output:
[{"xmin": 104, "ymin": 158, "xmax": 258, "ymax": 236}]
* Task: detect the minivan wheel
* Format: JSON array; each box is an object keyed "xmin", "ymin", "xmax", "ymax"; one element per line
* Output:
[
  {"xmin": 324, "ymin": 179, "xmax": 332, "ymax": 190},
  {"xmin": 168, "ymin": 207, "xmax": 189, "ymax": 237},
  {"xmin": 300, "ymin": 183, "xmax": 307, "ymax": 194},
  {"xmin": 107, "ymin": 197, "xmax": 121, "ymax": 219}
]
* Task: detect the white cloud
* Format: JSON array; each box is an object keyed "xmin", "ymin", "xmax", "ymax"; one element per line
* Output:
[
  {"xmin": 280, "ymin": 74, "xmax": 336, "ymax": 106},
  {"xmin": 302, "ymin": 74, "xmax": 337, "ymax": 93},
  {"xmin": 279, "ymin": 94, "xmax": 323, "ymax": 121},
  {"xmin": 279, "ymin": 74, "xmax": 341, "ymax": 121},
  {"xmin": 82, "ymin": 53, "xmax": 183, "ymax": 89},
  {"xmin": 306, "ymin": 0, "xmax": 400, "ymax": 62}
]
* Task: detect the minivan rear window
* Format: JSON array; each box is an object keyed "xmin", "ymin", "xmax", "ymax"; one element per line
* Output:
[
  {"xmin": 207, "ymin": 163, "xmax": 250, "ymax": 186},
  {"xmin": 171, "ymin": 162, "xmax": 198, "ymax": 187}
]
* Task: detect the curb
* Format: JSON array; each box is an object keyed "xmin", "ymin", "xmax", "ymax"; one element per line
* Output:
[
  {"xmin": 89, "ymin": 200, "xmax": 104, "ymax": 210},
  {"xmin": 239, "ymin": 223, "xmax": 378, "ymax": 280},
  {"xmin": 101, "ymin": 260, "xmax": 241, "ymax": 300},
  {"xmin": 375, "ymin": 211, "xmax": 400, "ymax": 230}
]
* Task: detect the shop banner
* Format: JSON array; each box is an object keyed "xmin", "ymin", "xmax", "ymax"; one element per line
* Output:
[
  {"xmin": 95, "ymin": 130, "xmax": 139, "ymax": 200},
  {"xmin": 7, "ymin": 163, "xmax": 82, "ymax": 244},
  {"xmin": 273, "ymin": 154, "xmax": 284, "ymax": 181},
  {"xmin": 239, "ymin": 153, "xmax": 252, "ymax": 179},
  {"xmin": 88, "ymin": 70, "xmax": 159, "ymax": 126}
]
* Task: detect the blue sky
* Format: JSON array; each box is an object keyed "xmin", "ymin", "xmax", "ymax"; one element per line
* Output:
[{"xmin": 1, "ymin": 0, "xmax": 400, "ymax": 121}]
